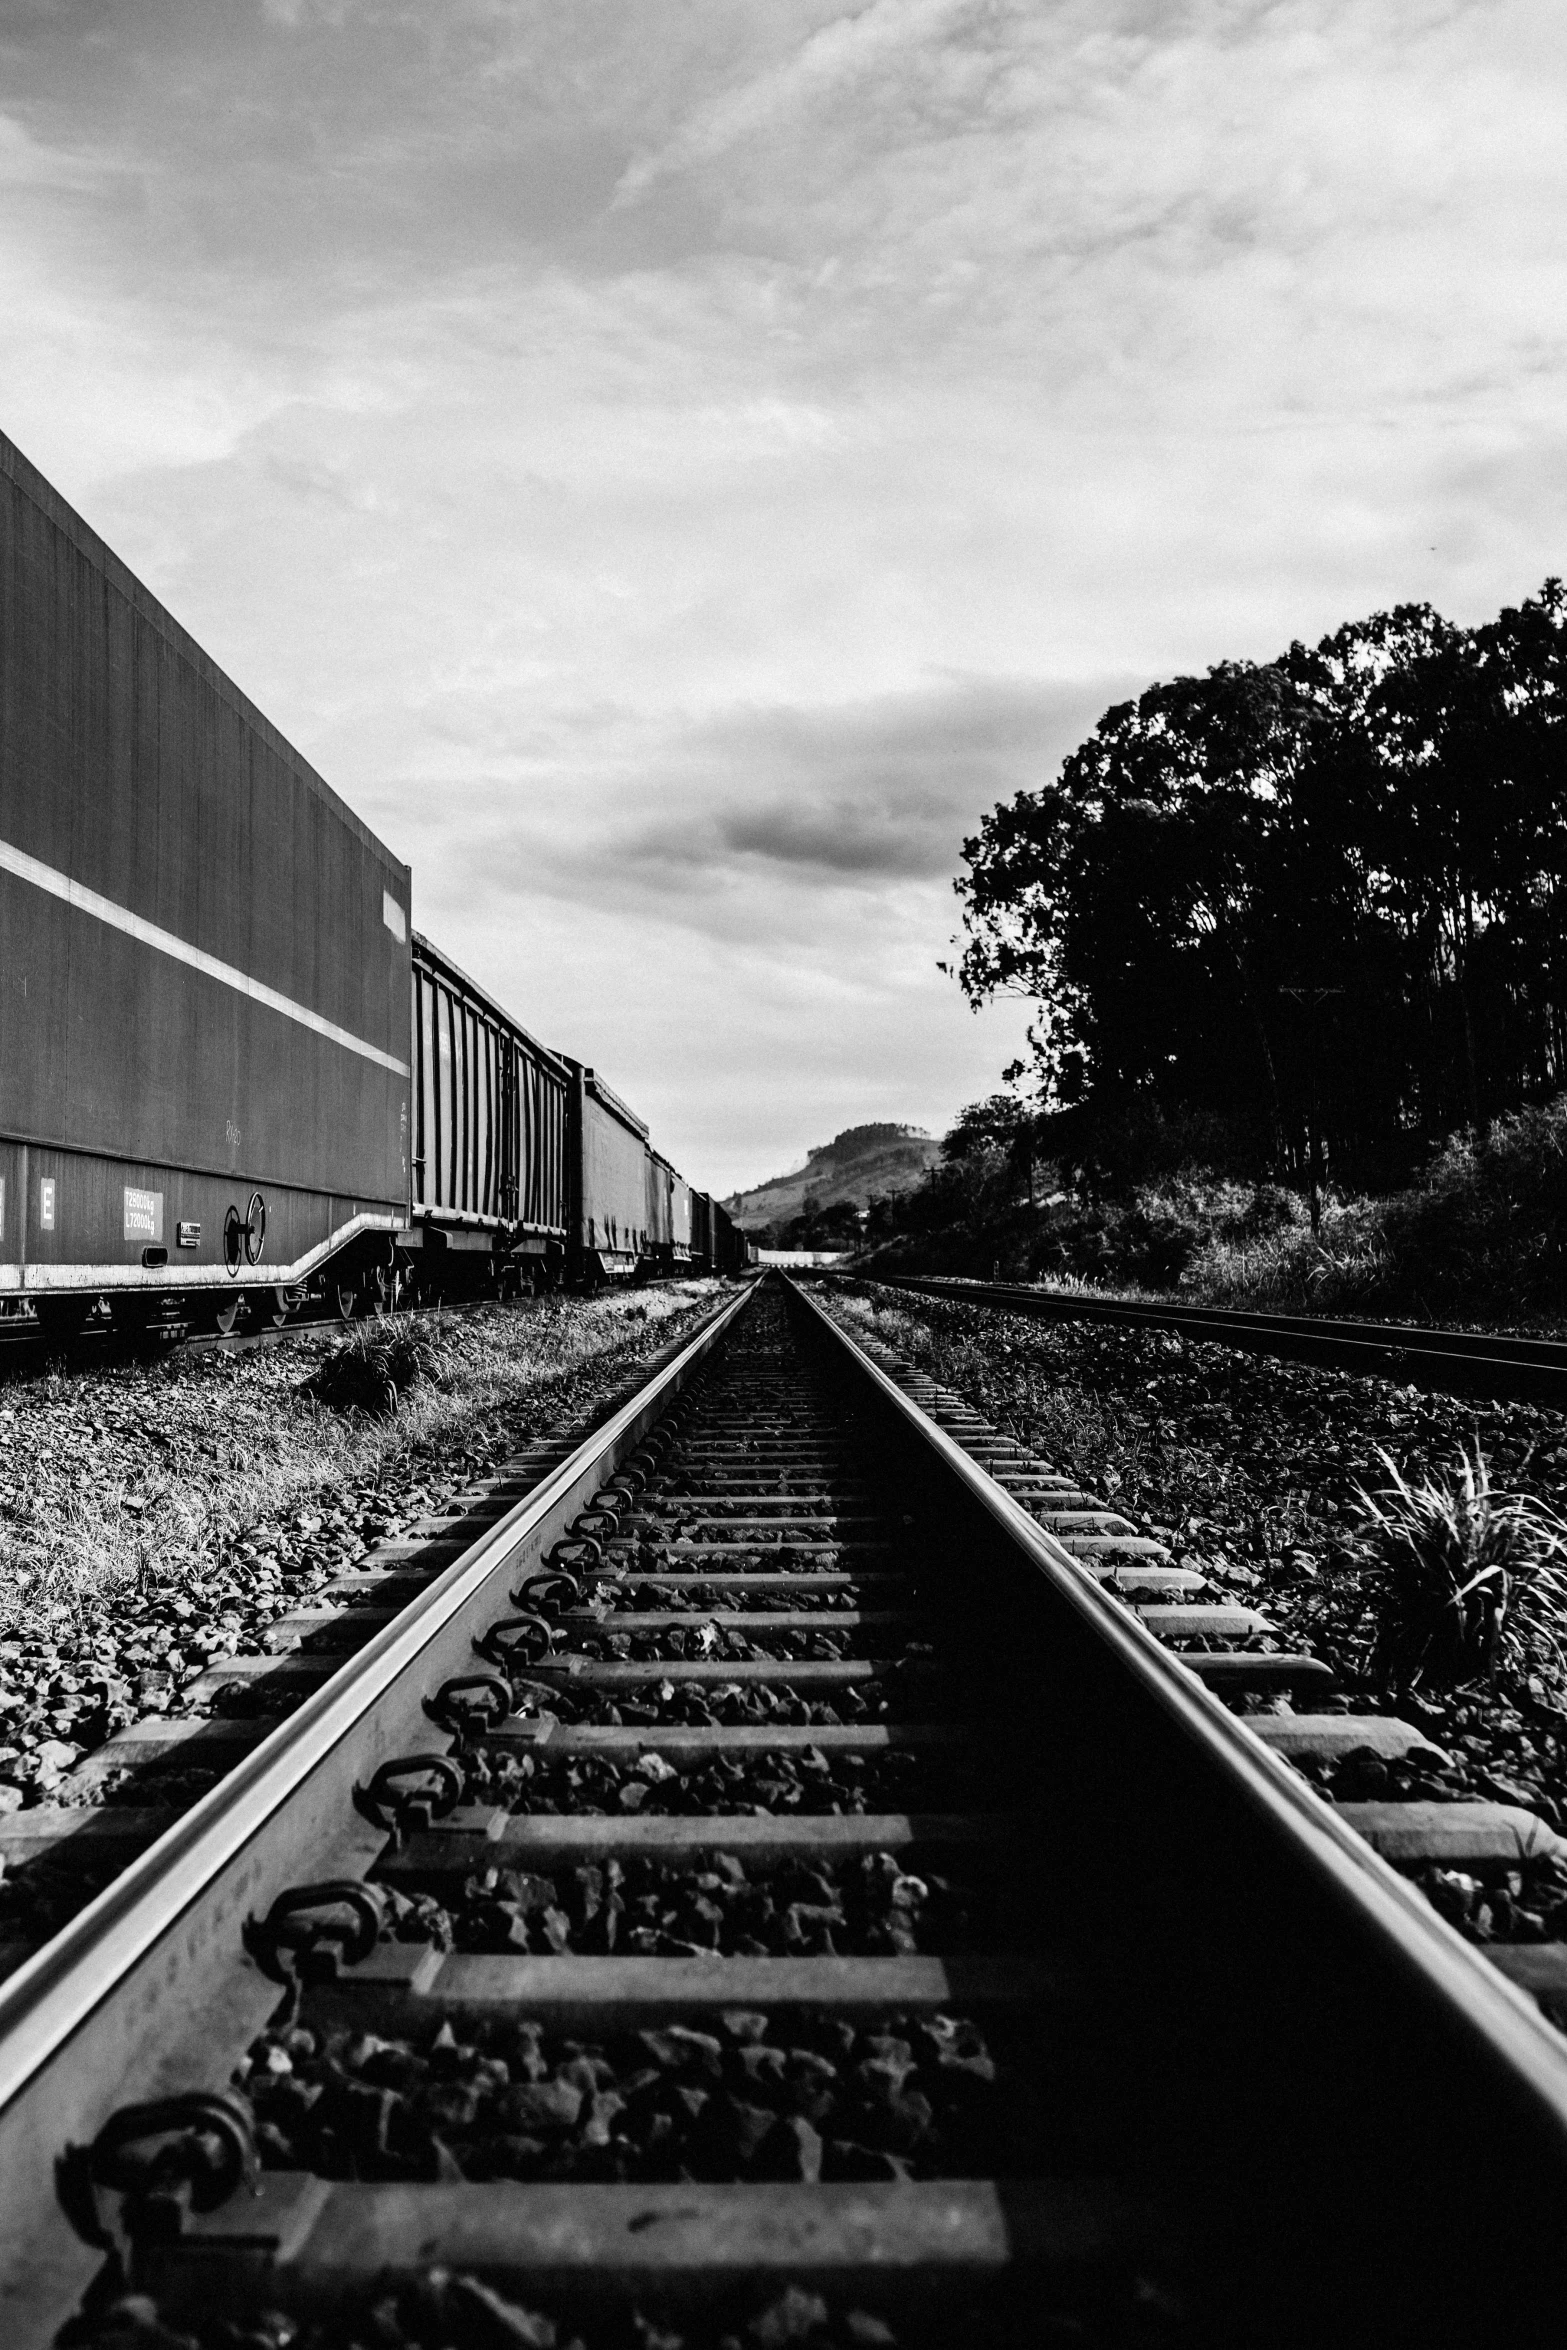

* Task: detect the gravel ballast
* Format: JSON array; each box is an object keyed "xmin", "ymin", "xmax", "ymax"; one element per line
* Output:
[
  {"xmin": 818, "ymin": 1282, "xmax": 1567, "ymax": 1909},
  {"xmin": 0, "ymin": 1288, "xmax": 722, "ymax": 1823}
]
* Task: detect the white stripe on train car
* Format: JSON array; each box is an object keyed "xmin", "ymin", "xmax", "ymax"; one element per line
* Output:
[{"xmin": 0, "ymin": 836, "xmax": 411, "ymax": 1078}]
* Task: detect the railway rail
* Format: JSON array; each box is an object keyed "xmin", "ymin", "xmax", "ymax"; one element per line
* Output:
[
  {"xmin": 848, "ymin": 1272, "xmax": 1567, "ymax": 1404},
  {"xmin": 1, "ymin": 1275, "xmax": 1566, "ymax": 2345}
]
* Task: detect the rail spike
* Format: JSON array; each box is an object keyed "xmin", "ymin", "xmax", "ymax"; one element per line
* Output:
[
  {"xmin": 424, "ymin": 1670, "xmax": 513, "ymax": 1738},
  {"xmin": 242, "ymin": 1878, "xmax": 388, "ymax": 1988},
  {"xmin": 546, "ymin": 1533, "xmax": 603, "ymax": 1575},
  {"xmin": 57, "ymin": 2091, "xmax": 258, "ymax": 2268},
  {"xmin": 511, "ymin": 1566, "xmax": 583, "ymax": 1613},
  {"xmin": 352, "ymin": 1751, "xmax": 466, "ymax": 1846},
  {"xmin": 473, "ymin": 1611, "xmax": 555, "ymax": 1669}
]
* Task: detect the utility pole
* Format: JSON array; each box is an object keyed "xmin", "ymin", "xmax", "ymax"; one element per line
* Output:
[{"xmin": 1281, "ymin": 985, "xmax": 1344, "ymax": 1238}]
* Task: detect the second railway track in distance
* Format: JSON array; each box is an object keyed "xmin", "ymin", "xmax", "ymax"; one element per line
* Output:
[
  {"xmin": 3, "ymin": 1275, "xmax": 1567, "ymax": 2348},
  {"xmin": 853, "ymin": 1272, "xmax": 1567, "ymax": 1404}
]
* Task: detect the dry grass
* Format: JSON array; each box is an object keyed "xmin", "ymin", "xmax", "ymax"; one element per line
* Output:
[{"xmin": 0, "ymin": 1285, "xmax": 716, "ymax": 1632}]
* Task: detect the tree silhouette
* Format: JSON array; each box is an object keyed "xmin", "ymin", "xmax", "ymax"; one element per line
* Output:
[{"xmin": 954, "ymin": 582, "xmax": 1567, "ymax": 1193}]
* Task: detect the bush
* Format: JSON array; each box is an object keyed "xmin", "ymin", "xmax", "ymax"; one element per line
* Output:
[
  {"xmin": 1352, "ymin": 1445, "xmax": 1567, "ymax": 1698},
  {"xmin": 302, "ymin": 1319, "xmax": 474, "ymax": 1417},
  {"xmin": 858, "ymin": 1092, "xmax": 1567, "ymax": 1328},
  {"xmin": 1378, "ymin": 1098, "xmax": 1567, "ymax": 1308}
]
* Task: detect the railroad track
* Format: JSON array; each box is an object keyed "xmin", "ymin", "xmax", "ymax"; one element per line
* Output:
[
  {"xmin": 2, "ymin": 1275, "xmax": 1566, "ymax": 2346},
  {"xmin": 848, "ymin": 1272, "xmax": 1567, "ymax": 1403}
]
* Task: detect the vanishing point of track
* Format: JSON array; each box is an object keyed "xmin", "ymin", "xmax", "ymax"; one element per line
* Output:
[{"xmin": 2, "ymin": 1275, "xmax": 1567, "ymax": 2347}]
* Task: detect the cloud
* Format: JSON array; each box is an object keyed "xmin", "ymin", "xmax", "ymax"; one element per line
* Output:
[
  {"xmin": 0, "ymin": 0, "xmax": 1563, "ymax": 1191},
  {"xmin": 613, "ymin": 0, "xmax": 986, "ymax": 206},
  {"xmin": 0, "ymin": 110, "xmax": 108, "ymax": 196},
  {"xmin": 373, "ymin": 678, "xmax": 1117, "ymax": 929},
  {"xmin": 605, "ymin": 682, "xmax": 1118, "ymax": 888},
  {"xmin": 719, "ymin": 798, "xmax": 949, "ymax": 878}
]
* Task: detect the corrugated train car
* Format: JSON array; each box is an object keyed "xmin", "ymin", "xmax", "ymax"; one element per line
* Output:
[
  {"xmin": 409, "ymin": 934, "xmax": 569, "ymax": 1296},
  {"xmin": 690, "ymin": 1189, "xmax": 714, "ymax": 1272},
  {"xmin": 644, "ymin": 1148, "xmax": 695, "ymax": 1272},
  {"xmin": 669, "ymin": 1166, "xmax": 693, "ymax": 1268},
  {"xmin": 0, "ymin": 430, "xmax": 412, "ymax": 1337},
  {"xmin": 644, "ymin": 1147, "xmax": 675, "ymax": 1268},
  {"xmin": 565, "ymin": 1060, "xmax": 650, "ymax": 1284}
]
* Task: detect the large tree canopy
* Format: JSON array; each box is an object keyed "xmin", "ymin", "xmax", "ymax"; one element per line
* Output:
[{"xmin": 955, "ymin": 583, "xmax": 1567, "ymax": 1190}]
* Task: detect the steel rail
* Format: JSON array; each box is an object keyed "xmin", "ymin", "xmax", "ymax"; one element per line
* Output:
[
  {"xmin": 788, "ymin": 1276, "xmax": 1567, "ymax": 2118},
  {"xmin": 845, "ymin": 1271, "xmax": 1567, "ymax": 1398},
  {"xmin": 12, "ymin": 1270, "xmax": 1567, "ymax": 2342},
  {"xmin": 0, "ymin": 1281, "xmax": 753, "ymax": 2338}
]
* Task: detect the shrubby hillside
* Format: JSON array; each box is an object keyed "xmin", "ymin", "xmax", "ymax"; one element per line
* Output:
[
  {"xmin": 860, "ymin": 1092, "xmax": 1567, "ymax": 1331},
  {"xmin": 726, "ymin": 1124, "xmax": 940, "ymax": 1244}
]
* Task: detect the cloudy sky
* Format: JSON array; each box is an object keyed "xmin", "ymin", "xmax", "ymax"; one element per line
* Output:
[{"xmin": 3, "ymin": 1, "xmax": 1563, "ymax": 1194}]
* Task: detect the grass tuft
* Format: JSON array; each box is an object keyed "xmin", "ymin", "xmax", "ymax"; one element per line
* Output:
[
  {"xmin": 1352, "ymin": 1444, "xmax": 1567, "ymax": 1697},
  {"xmin": 301, "ymin": 1316, "xmax": 477, "ymax": 1416}
]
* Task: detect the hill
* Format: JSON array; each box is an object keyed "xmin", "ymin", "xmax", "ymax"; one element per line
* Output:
[{"xmin": 724, "ymin": 1124, "xmax": 941, "ymax": 1233}]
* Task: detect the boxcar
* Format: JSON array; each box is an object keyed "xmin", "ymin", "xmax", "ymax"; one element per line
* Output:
[
  {"xmin": 0, "ymin": 431, "xmax": 411, "ymax": 1334},
  {"xmin": 644, "ymin": 1146, "xmax": 674, "ymax": 1267},
  {"xmin": 712, "ymin": 1200, "xmax": 744, "ymax": 1275},
  {"xmin": 409, "ymin": 933, "xmax": 569, "ymax": 1295},
  {"xmin": 689, "ymin": 1189, "xmax": 714, "ymax": 1273},
  {"xmin": 669, "ymin": 1166, "xmax": 693, "ymax": 1268},
  {"xmin": 565, "ymin": 1060, "xmax": 652, "ymax": 1283},
  {"xmin": 710, "ymin": 1202, "xmax": 757, "ymax": 1276},
  {"xmin": 641, "ymin": 1151, "xmax": 694, "ymax": 1274}
]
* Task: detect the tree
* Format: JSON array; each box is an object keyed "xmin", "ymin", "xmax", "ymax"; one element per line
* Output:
[{"xmin": 952, "ymin": 584, "xmax": 1567, "ymax": 1196}]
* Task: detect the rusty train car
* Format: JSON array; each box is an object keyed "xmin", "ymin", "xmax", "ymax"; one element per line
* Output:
[{"xmin": 0, "ymin": 431, "xmax": 749, "ymax": 1335}]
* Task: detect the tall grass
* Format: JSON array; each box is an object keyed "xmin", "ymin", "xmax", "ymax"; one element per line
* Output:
[{"xmin": 1352, "ymin": 1444, "xmax": 1567, "ymax": 1697}]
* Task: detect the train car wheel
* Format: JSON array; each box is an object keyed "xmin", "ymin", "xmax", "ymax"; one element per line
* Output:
[
  {"xmin": 267, "ymin": 1285, "xmax": 293, "ymax": 1328},
  {"xmin": 333, "ymin": 1280, "xmax": 359, "ymax": 1323},
  {"xmin": 211, "ymin": 1296, "xmax": 243, "ymax": 1337}
]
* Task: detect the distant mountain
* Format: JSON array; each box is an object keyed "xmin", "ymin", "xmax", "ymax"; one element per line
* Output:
[{"xmin": 724, "ymin": 1124, "xmax": 941, "ymax": 1231}]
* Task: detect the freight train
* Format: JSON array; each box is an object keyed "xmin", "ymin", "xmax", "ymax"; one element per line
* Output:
[{"xmin": 0, "ymin": 432, "xmax": 753, "ymax": 1341}]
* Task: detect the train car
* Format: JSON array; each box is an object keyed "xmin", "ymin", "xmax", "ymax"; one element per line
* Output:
[
  {"xmin": 712, "ymin": 1199, "xmax": 754, "ymax": 1276},
  {"xmin": 564, "ymin": 1059, "xmax": 651, "ymax": 1285},
  {"xmin": 669, "ymin": 1165, "xmax": 694, "ymax": 1269},
  {"xmin": 408, "ymin": 933, "xmax": 569, "ymax": 1297},
  {"xmin": 1, "ymin": 432, "xmax": 732, "ymax": 1336},
  {"xmin": 643, "ymin": 1146, "xmax": 674, "ymax": 1272},
  {"xmin": 0, "ymin": 430, "xmax": 412, "ymax": 1337},
  {"xmin": 643, "ymin": 1148, "xmax": 695, "ymax": 1273}
]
